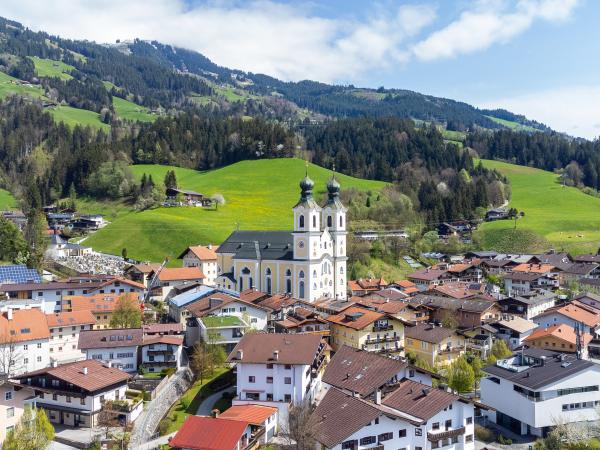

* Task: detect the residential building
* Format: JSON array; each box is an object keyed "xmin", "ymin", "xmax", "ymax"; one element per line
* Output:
[
  {"xmin": 227, "ymin": 333, "xmax": 327, "ymax": 405},
  {"xmin": 409, "ymin": 295, "xmax": 501, "ymax": 329},
  {"xmin": 523, "ymin": 324, "xmax": 591, "ymax": 357},
  {"xmin": 178, "ymin": 245, "xmax": 218, "ymax": 285},
  {"xmin": 533, "ymin": 302, "xmax": 600, "ymax": 336},
  {"xmin": 387, "ymin": 280, "xmax": 419, "ymax": 295},
  {"xmin": 0, "ymin": 308, "xmax": 50, "ymax": 376},
  {"xmin": 215, "ymin": 173, "xmax": 348, "ymax": 302},
  {"xmin": 185, "ymin": 292, "xmax": 269, "ymax": 352},
  {"xmin": 46, "ymin": 311, "xmax": 96, "ymax": 364},
  {"xmin": 573, "ymin": 292, "xmax": 600, "ymax": 311},
  {"xmin": 431, "ymin": 281, "xmax": 486, "ymax": 299},
  {"xmin": 493, "ymin": 316, "xmax": 538, "ymax": 349},
  {"xmin": 404, "ymin": 323, "xmax": 465, "ymax": 367},
  {"xmin": 497, "ymin": 290, "xmax": 556, "ymax": 320},
  {"xmin": 140, "ymin": 334, "xmax": 183, "ymax": 373},
  {"xmin": 347, "ymin": 278, "xmax": 388, "ymax": 296},
  {"xmin": 0, "ymin": 379, "xmax": 36, "ymax": 445},
  {"xmin": 12, "ymin": 360, "xmax": 133, "ymax": 428},
  {"xmin": 63, "ymin": 292, "xmax": 138, "ymax": 329},
  {"xmin": 78, "ymin": 328, "xmax": 144, "ymax": 372},
  {"xmin": 167, "ymin": 285, "xmax": 220, "ymax": 326},
  {"xmin": 322, "ymin": 345, "xmax": 435, "ymax": 399},
  {"xmin": 504, "ymin": 268, "xmax": 559, "ymax": 295},
  {"xmin": 309, "ymin": 379, "xmax": 475, "ymax": 450},
  {"xmin": 218, "ymin": 404, "xmax": 279, "ymax": 444},
  {"xmin": 169, "ymin": 415, "xmax": 252, "ymax": 450},
  {"xmin": 150, "ymin": 267, "xmax": 205, "ymax": 300},
  {"xmin": 561, "ymin": 263, "xmax": 600, "ymax": 283},
  {"xmin": 481, "ymin": 349, "xmax": 600, "ymax": 436},
  {"xmin": 142, "ymin": 322, "xmax": 184, "ymax": 336},
  {"xmin": 407, "ymin": 268, "xmax": 448, "ymax": 290},
  {"xmin": 327, "ymin": 306, "xmax": 406, "ymax": 356},
  {"xmin": 353, "ymin": 296, "xmax": 431, "ymax": 324},
  {"xmin": 124, "ymin": 262, "xmax": 162, "ymax": 288},
  {"xmin": 273, "ymin": 307, "xmax": 329, "ymax": 335}
]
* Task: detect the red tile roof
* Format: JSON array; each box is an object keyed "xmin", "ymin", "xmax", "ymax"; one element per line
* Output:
[
  {"xmin": 169, "ymin": 416, "xmax": 248, "ymax": 450},
  {"xmin": 524, "ymin": 324, "xmax": 592, "ymax": 347},
  {"xmin": 0, "ymin": 309, "xmax": 50, "ymax": 343},
  {"xmin": 218, "ymin": 404, "xmax": 277, "ymax": 425},
  {"xmin": 142, "ymin": 334, "xmax": 184, "ymax": 346},
  {"xmin": 46, "ymin": 310, "xmax": 96, "ymax": 328},
  {"xmin": 156, "ymin": 267, "xmax": 205, "ymax": 282},
  {"xmin": 537, "ymin": 303, "xmax": 600, "ymax": 328},
  {"xmin": 513, "ymin": 263, "xmax": 555, "ymax": 273},
  {"xmin": 179, "ymin": 245, "xmax": 217, "ymax": 261},
  {"xmin": 66, "ymin": 292, "xmax": 138, "ymax": 314},
  {"xmin": 326, "ymin": 306, "xmax": 386, "ymax": 330}
]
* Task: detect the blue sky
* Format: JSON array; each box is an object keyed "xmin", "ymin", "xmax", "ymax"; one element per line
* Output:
[{"xmin": 1, "ymin": 0, "xmax": 597, "ymax": 137}]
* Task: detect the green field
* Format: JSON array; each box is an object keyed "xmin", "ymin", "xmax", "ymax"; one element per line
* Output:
[
  {"xmin": 48, "ymin": 105, "xmax": 110, "ymax": 131},
  {"xmin": 112, "ymin": 96, "xmax": 156, "ymax": 122},
  {"xmin": 0, "ymin": 189, "xmax": 17, "ymax": 209},
  {"xmin": 29, "ymin": 56, "xmax": 74, "ymax": 80},
  {"xmin": 478, "ymin": 160, "xmax": 600, "ymax": 254},
  {"xmin": 84, "ymin": 158, "xmax": 387, "ymax": 262},
  {"xmin": 0, "ymin": 71, "xmax": 44, "ymax": 99},
  {"xmin": 485, "ymin": 115, "xmax": 539, "ymax": 132}
]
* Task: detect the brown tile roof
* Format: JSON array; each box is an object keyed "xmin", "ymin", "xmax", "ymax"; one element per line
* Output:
[
  {"xmin": 142, "ymin": 323, "xmax": 183, "ymax": 334},
  {"xmin": 14, "ymin": 359, "xmax": 130, "ymax": 392},
  {"xmin": 180, "ymin": 245, "xmax": 217, "ymax": 261},
  {"xmin": 309, "ymin": 387, "xmax": 381, "ymax": 448},
  {"xmin": 393, "ymin": 280, "xmax": 418, "ymax": 289},
  {"xmin": 408, "ymin": 268, "xmax": 447, "ymax": 281},
  {"xmin": 445, "ymin": 263, "xmax": 474, "ymax": 273},
  {"xmin": 227, "ymin": 333, "xmax": 324, "ymax": 365},
  {"xmin": 186, "ymin": 292, "xmax": 268, "ymax": 318},
  {"xmin": 156, "ymin": 267, "xmax": 205, "ymax": 282},
  {"xmin": 513, "ymin": 263, "xmax": 555, "ymax": 273},
  {"xmin": 142, "ymin": 334, "xmax": 183, "ymax": 346},
  {"xmin": 46, "ymin": 311, "xmax": 96, "ymax": 328},
  {"xmin": 353, "ymin": 297, "xmax": 408, "ymax": 315},
  {"xmin": 326, "ymin": 306, "xmax": 386, "ymax": 330},
  {"xmin": 537, "ymin": 303, "xmax": 600, "ymax": 328},
  {"xmin": 431, "ymin": 281, "xmax": 485, "ymax": 299},
  {"xmin": 78, "ymin": 328, "xmax": 144, "ymax": 349},
  {"xmin": 218, "ymin": 404, "xmax": 277, "ymax": 425},
  {"xmin": 256, "ymin": 294, "xmax": 302, "ymax": 311},
  {"xmin": 239, "ymin": 288, "xmax": 269, "ymax": 303},
  {"xmin": 381, "ymin": 379, "xmax": 458, "ymax": 420},
  {"xmin": 169, "ymin": 416, "xmax": 248, "ymax": 450},
  {"xmin": 128, "ymin": 263, "xmax": 162, "ymax": 274},
  {"xmin": 347, "ymin": 278, "xmax": 388, "ymax": 292},
  {"xmin": 524, "ymin": 324, "xmax": 592, "ymax": 347},
  {"xmin": 404, "ymin": 323, "xmax": 455, "ymax": 344},
  {"xmin": 323, "ymin": 345, "xmax": 407, "ymax": 397},
  {"xmin": 0, "ymin": 309, "xmax": 50, "ymax": 343}
]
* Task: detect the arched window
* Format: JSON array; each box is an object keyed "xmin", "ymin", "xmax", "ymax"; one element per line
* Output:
[
  {"xmin": 327, "ymin": 216, "xmax": 332, "ymax": 227},
  {"xmin": 286, "ymin": 279, "xmax": 292, "ymax": 293},
  {"xmin": 267, "ymin": 277, "xmax": 272, "ymax": 295},
  {"xmin": 299, "ymin": 270, "xmax": 305, "ymax": 279},
  {"xmin": 249, "ymin": 277, "xmax": 253, "ymax": 289},
  {"xmin": 312, "ymin": 215, "xmax": 316, "ymax": 228},
  {"xmin": 265, "ymin": 268, "xmax": 271, "ymax": 275},
  {"xmin": 299, "ymin": 215, "xmax": 305, "ymax": 228},
  {"xmin": 242, "ymin": 267, "xmax": 251, "ymax": 274},
  {"xmin": 239, "ymin": 277, "xmax": 244, "ymax": 291},
  {"xmin": 285, "ymin": 269, "xmax": 292, "ymax": 276},
  {"xmin": 313, "ymin": 270, "xmax": 317, "ymax": 277},
  {"xmin": 299, "ymin": 281, "xmax": 305, "ymax": 298},
  {"xmin": 340, "ymin": 266, "xmax": 344, "ymax": 274},
  {"xmin": 340, "ymin": 216, "xmax": 343, "ymax": 227}
]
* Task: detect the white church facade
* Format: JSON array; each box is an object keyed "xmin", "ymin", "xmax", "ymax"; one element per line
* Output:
[{"xmin": 215, "ymin": 171, "xmax": 347, "ymax": 302}]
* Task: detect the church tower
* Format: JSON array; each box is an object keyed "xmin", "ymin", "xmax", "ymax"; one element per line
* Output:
[{"xmin": 322, "ymin": 171, "xmax": 347, "ymax": 300}]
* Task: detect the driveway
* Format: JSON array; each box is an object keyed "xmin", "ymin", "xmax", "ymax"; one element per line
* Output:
[{"xmin": 196, "ymin": 386, "xmax": 236, "ymax": 416}]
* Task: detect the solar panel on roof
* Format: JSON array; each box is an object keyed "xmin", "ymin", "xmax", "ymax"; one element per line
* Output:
[{"xmin": 0, "ymin": 265, "xmax": 42, "ymax": 284}]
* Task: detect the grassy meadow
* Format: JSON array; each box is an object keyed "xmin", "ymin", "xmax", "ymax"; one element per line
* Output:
[
  {"xmin": 112, "ymin": 96, "xmax": 156, "ymax": 123},
  {"xmin": 478, "ymin": 160, "xmax": 600, "ymax": 254},
  {"xmin": 84, "ymin": 158, "xmax": 387, "ymax": 262},
  {"xmin": 0, "ymin": 189, "xmax": 17, "ymax": 209},
  {"xmin": 29, "ymin": 56, "xmax": 74, "ymax": 80},
  {"xmin": 484, "ymin": 115, "xmax": 539, "ymax": 132}
]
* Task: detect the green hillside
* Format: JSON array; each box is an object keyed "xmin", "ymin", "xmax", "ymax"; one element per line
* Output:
[
  {"xmin": 484, "ymin": 115, "xmax": 539, "ymax": 132},
  {"xmin": 112, "ymin": 96, "xmax": 156, "ymax": 122},
  {"xmin": 0, "ymin": 189, "xmax": 17, "ymax": 209},
  {"xmin": 29, "ymin": 56, "xmax": 74, "ymax": 80},
  {"xmin": 478, "ymin": 160, "xmax": 600, "ymax": 254},
  {"xmin": 83, "ymin": 158, "xmax": 387, "ymax": 262}
]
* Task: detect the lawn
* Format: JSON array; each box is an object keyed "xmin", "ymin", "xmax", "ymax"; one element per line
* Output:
[
  {"xmin": 48, "ymin": 105, "xmax": 110, "ymax": 131},
  {"xmin": 0, "ymin": 71, "xmax": 44, "ymax": 99},
  {"xmin": 0, "ymin": 189, "xmax": 17, "ymax": 209},
  {"xmin": 484, "ymin": 115, "xmax": 539, "ymax": 132},
  {"xmin": 112, "ymin": 96, "xmax": 156, "ymax": 123},
  {"xmin": 202, "ymin": 315, "xmax": 243, "ymax": 327},
  {"xmin": 477, "ymin": 160, "xmax": 600, "ymax": 254},
  {"xmin": 29, "ymin": 56, "xmax": 74, "ymax": 80},
  {"xmin": 159, "ymin": 368, "xmax": 230, "ymax": 435},
  {"xmin": 84, "ymin": 158, "xmax": 387, "ymax": 262}
]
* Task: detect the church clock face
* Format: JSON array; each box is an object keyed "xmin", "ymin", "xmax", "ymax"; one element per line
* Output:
[{"xmin": 298, "ymin": 240, "xmax": 305, "ymax": 248}]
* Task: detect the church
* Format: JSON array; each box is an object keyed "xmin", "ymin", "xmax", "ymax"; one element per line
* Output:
[{"xmin": 215, "ymin": 170, "xmax": 347, "ymax": 302}]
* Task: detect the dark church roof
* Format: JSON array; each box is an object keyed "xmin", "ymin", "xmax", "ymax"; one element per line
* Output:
[{"xmin": 217, "ymin": 231, "xmax": 294, "ymax": 261}]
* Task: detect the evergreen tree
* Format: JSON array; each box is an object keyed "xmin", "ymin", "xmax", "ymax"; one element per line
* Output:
[{"xmin": 23, "ymin": 210, "xmax": 47, "ymax": 269}]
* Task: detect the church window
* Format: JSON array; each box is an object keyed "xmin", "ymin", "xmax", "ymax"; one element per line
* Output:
[
  {"xmin": 299, "ymin": 281, "xmax": 305, "ymax": 298},
  {"xmin": 299, "ymin": 270, "xmax": 305, "ymax": 279},
  {"xmin": 249, "ymin": 277, "xmax": 253, "ymax": 289},
  {"xmin": 242, "ymin": 267, "xmax": 251, "ymax": 274},
  {"xmin": 286, "ymin": 279, "xmax": 292, "ymax": 293},
  {"xmin": 327, "ymin": 216, "xmax": 332, "ymax": 227},
  {"xmin": 299, "ymin": 215, "xmax": 305, "ymax": 228},
  {"xmin": 285, "ymin": 269, "xmax": 292, "ymax": 276},
  {"xmin": 239, "ymin": 278, "xmax": 244, "ymax": 291},
  {"xmin": 313, "ymin": 270, "xmax": 317, "ymax": 277},
  {"xmin": 314, "ymin": 283, "xmax": 318, "ymax": 289},
  {"xmin": 340, "ymin": 267, "xmax": 344, "ymax": 274},
  {"xmin": 340, "ymin": 216, "xmax": 343, "ymax": 227},
  {"xmin": 267, "ymin": 277, "xmax": 272, "ymax": 295},
  {"xmin": 298, "ymin": 240, "xmax": 304, "ymax": 248},
  {"xmin": 266, "ymin": 268, "xmax": 271, "ymax": 275},
  {"xmin": 312, "ymin": 215, "xmax": 316, "ymax": 228}
]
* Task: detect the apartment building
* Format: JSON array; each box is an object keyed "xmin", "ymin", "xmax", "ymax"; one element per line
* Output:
[
  {"xmin": 404, "ymin": 323, "xmax": 465, "ymax": 367},
  {"xmin": 179, "ymin": 244, "xmax": 218, "ymax": 286},
  {"xmin": 46, "ymin": 311, "xmax": 96, "ymax": 364},
  {"xmin": 78, "ymin": 328, "xmax": 144, "ymax": 372}
]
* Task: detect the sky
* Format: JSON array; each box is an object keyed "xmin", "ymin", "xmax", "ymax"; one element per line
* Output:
[{"xmin": 0, "ymin": 0, "xmax": 598, "ymax": 138}]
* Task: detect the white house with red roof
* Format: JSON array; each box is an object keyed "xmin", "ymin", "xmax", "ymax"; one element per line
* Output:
[
  {"xmin": 140, "ymin": 334, "xmax": 183, "ymax": 373},
  {"xmin": 179, "ymin": 244, "xmax": 218, "ymax": 286}
]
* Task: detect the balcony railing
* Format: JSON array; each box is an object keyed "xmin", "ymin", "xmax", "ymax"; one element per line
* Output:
[
  {"xmin": 365, "ymin": 335, "xmax": 400, "ymax": 344},
  {"xmin": 372, "ymin": 324, "xmax": 394, "ymax": 332}
]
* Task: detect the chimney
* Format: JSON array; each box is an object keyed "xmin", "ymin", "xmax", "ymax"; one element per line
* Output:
[
  {"xmin": 107, "ymin": 361, "xmax": 113, "ymax": 368},
  {"xmin": 51, "ymin": 359, "xmax": 58, "ymax": 368},
  {"xmin": 208, "ymin": 244, "xmax": 212, "ymax": 250},
  {"xmin": 82, "ymin": 367, "xmax": 88, "ymax": 375},
  {"xmin": 211, "ymin": 409, "xmax": 220, "ymax": 418},
  {"xmin": 237, "ymin": 349, "xmax": 244, "ymax": 360},
  {"xmin": 375, "ymin": 389, "xmax": 382, "ymax": 405},
  {"xmin": 273, "ymin": 350, "xmax": 279, "ymax": 361},
  {"xmin": 7, "ymin": 309, "xmax": 12, "ymax": 321}
]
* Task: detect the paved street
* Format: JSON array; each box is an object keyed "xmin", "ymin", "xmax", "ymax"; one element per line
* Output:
[{"xmin": 196, "ymin": 386, "xmax": 236, "ymax": 416}]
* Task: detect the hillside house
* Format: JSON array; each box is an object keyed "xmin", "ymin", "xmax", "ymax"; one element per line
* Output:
[
  {"xmin": 0, "ymin": 379, "xmax": 36, "ymax": 446},
  {"xmin": 178, "ymin": 244, "xmax": 218, "ymax": 285},
  {"xmin": 404, "ymin": 323, "xmax": 465, "ymax": 367},
  {"xmin": 523, "ymin": 324, "xmax": 591, "ymax": 357},
  {"xmin": 140, "ymin": 334, "xmax": 183, "ymax": 373},
  {"xmin": 497, "ymin": 290, "xmax": 556, "ymax": 320},
  {"xmin": 533, "ymin": 302, "xmax": 600, "ymax": 336},
  {"xmin": 149, "ymin": 267, "xmax": 205, "ymax": 300},
  {"xmin": 493, "ymin": 315, "xmax": 538, "ymax": 349}
]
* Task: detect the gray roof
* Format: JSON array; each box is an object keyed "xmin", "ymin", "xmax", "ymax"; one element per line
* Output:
[
  {"xmin": 503, "ymin": 290, "xmax": 555, "ymax": 306},
  {"xmin": 563, "ymin": 263, "xmax": 599, "ymax": 275},
  {"xmin": 504, "ymin": 272, "xmax": 544, "ymax": 282},
  {"xmin": 536, "ymin": 252, "xmax": 573, "ymax": 271},
  {"xmin": 483, "ymin": 349, "xmax": 595, "ymax": 390},
  {"xmin": 217, "ymin": 231, "xmax": 294, "ymax": 261}
]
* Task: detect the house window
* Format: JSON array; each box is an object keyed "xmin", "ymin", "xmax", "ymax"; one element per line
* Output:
[
  {"xmin": 285, "ymin": 364, "xmax": 292, "ymax": 370},
  {"xmin": 431, "ymin": 442, "xmax": 440, "ymax": 449},
  {"xmin": 248, "ymin": 376, "xmax": 255, "ymax": 383},
  {"xmin": 398, "ymin": 429, "xmax": 406, "ymax": 437},
  {"xmin": 378, "ymin": 432, "xmax": 393, "ymax": 442},
  {"xmin": 267, "ymin": 377, "xmax": 273, "ymax": 384},
  {"xmin": 432, "ymin": 422, "xmax": 440, "ymax": 430},
  {"xmin": 466, "ymin": 435, "xmax": 473, "ymax": 442},
  {"xmin": 284, "ymin": 394, "xmax": 292, "ymax": 402},
  {"xmin": 5, "ymin": 391, "xmax": 12, "ymax": 401},
  {"xmin": 80, "ymin": 398, "xmax": 85, "ymax": 405},
  {"xmin": 37, "ymin": 343, "xmax": 42, "ymax": 349},
  {"xmin": 415, "ymin": 428, "xmax": 422, "ymax": 436},
  {"xmin": 341, "ymin": 440, "xmax": 357, "ymax": 449},
  {"xmin": 466, "ymin": 417, "xmax": 473, "ymax": 425},
  {"xmin": 284, "ymin": 377, "xmax": 292, "ymax": 384},
  {"xmin": 266, "ymin": 393, "xmax": 273, "ymax": 401},
  {"xmin": 267, "ymin": 364, "xmax": 273, "ymax": 369},
  {"xmin": 66, "ymin": 396, "xmax": 71, "ymax": 403},
  {"xmin": 52, "ymin": 394, "xmax": 57, "ymax": 401},
  {"xmin": 360, "ymin": 436, "xmax": 376, "ymax": 445},
  {"xmin": 6, "ymin": 407, "xmax": 14, "ymax": 418}
]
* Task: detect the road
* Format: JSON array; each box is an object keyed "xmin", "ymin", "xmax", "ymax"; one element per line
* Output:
[{"xmin": 196, "ymin": 386, "xmax": 236, "ymax": 416}]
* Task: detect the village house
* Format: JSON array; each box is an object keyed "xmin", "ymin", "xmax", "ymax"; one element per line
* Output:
[
  {"xmin": 150, "ymin": 267, "xmax": 205, "ymax": 300},
  {"xmin": 533, "ymin": 302, "xmax": 600, "ymax": 336},
  {"xmin": 408, "ymin": 295, "xmax": 502, "ymax": 329},
  {"xmin": 253, "ymin": 293, "xmax": 308, "ymax": 329},
  {"xmin": 184, "ymin": 291, "xmax": 269, "ymax": 352},
  {"xmin": 503, "ymin": 271, "xmax": 559, "ymax": 295},
  {"xmin": 12, "ymin": 360, "xmax": 133, "ymax": 428},
  {"xmin": 327, "ymin": 306, "xmax": 406, "ymax": 356},
  {"xmin": 481, "ymin": 349, "xmax": 600, "ymax": 437},
  {"xmin": 78, "ymin": 328, "xmax": 144, "ymax": 372},
  {"xmin": 497, "ymin": 290, "xmax": 556, "ymax": 320},
  {"xmin": 353, "ymin": 296, "xmax": 431, "ymax": 324},
  {"xmin": 523, "ymin": 324, "xmax": 591, "ymax": 358},
  {"xmin": 165, "ymin": 187, "xmax": 205, "ymax": 205},
  {"xmin": 46, "ymin": 311, "xmax": 96, "ymax": 364},
  {"xmin": 167, "ymin": 285, "xmax": 219, "ymax": 327},
  {"xmin": 227, "ymin": 333, "xmax": 327, "ymax": 407},
  {"xmin": 573, "ymin": 292, "xmax": 600, "ymax": 311},
  {"xmin": 575, "ymin": 254, "xmax": 600, "ymax": 264},
  {"xmin": 273, "ymin": 307, "xmax": 329, "ymax": 336},
  {"xmin": 140, "ymin": 334, "xmax": 183, "ymax": 373},
  {"xmin": 169, "ymin": 415, "xmax": 253, "ymax": 450},
  {"xmin": 431, "ymin": 281, "xmax": 486, "ymax": 299},
  {"xmin": 0, "ymin": 308, "xmax": 50, "ymax": 376},
  {"xmin": 309, "ymin": 379, "xmax": 475, "ymax": 450},
  {"xmin": 0, "ymin": 378, "xmax": 36, "ymax": 445},
  {"xmin": 560, "ymin": 262, "xmax": 600, "ymax": 283},
  {"xmin": 218, "ymin": 404, "xmax": 279, "ymax": 444},
  {"xmin": 178, "ymin": 244, "xmax": 218, "ymax": 286},
  {"xmin": 347, "ymin": 277, "xmax": 388, "ymax": 296},
  {"xmin": 124, "ymin": 262, "xmax": 162, "ymax": 288},
  {"xmin": 407, "ymin": 268, "xmax": 449, "ymax": 290},
  {"xmin": 404, "ymin": 323, "xmax": 466, "ymax": 367},
  {"xmin": 493, "ymin": 315, "xmax": 538, "ymax": 349},
  {"xmin": 62, "ymin": 292, "xmax": 138, "ymax": 329},
  {"xmin": 215, "ymin": 173, "xmax": 348, "ymax": 302}
]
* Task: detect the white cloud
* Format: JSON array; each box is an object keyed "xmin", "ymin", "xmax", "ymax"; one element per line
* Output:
[
  {"xmin": 0, "ymin": 0, "xmax": 436, "ymax": 82},
  {"xmin": 479, "ymin": 85, "xmax": 600, "ymax": 139},
  {"xmin": 412, "ymin": 0, "xmax": 579, "ymax": 61}
]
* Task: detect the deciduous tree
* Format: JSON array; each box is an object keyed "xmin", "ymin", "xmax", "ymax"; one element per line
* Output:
[{"xmin": 109, "ymin": 295, "xmax": 142, "ymax": 328}]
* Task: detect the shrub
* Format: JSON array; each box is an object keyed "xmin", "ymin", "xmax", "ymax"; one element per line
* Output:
[
  {"xmin": 474, "ymin": 425, "xmax": 495, "ymax": 443},
  {"xmin": 497, "ymin": 434, "xmax": 512, "ymax": 445},
  {"xmin": 161, "ymin": 368, "xmax": 176, "ymax": 377}
]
